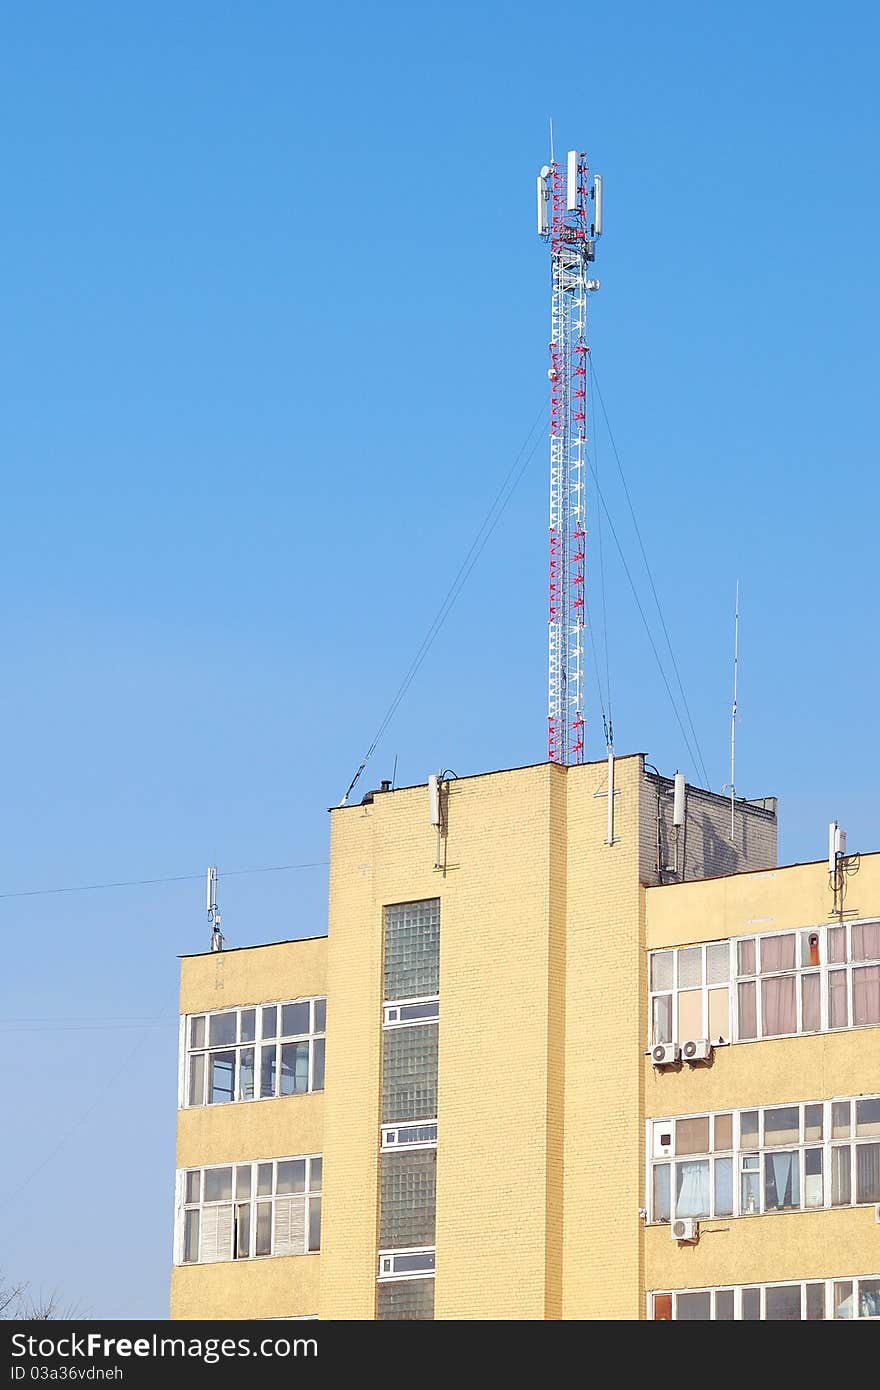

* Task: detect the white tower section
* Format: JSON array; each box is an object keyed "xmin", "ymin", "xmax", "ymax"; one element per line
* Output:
[{"xmin": 537, "ymin": 150, "xmax": 602, "ymax": 764}]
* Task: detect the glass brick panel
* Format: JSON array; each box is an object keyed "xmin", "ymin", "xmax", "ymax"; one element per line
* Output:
[
  {"xmin": 384, "ymin": 900, "xmax": 440, "ymax": 1000},
  {"xmin": 379, "ymin": 1150, "xmax": 437, "ymax": 1248},
  {"xmin": 382, "ymin": 1024, "xmax": 438, "ymax": 1124},
  {"xmin": 377, "ymin": 1278, "xmax": 435, "ymax": 1320}
]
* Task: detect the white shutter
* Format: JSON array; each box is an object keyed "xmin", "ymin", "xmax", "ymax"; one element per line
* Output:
[
  {"xmin": 273, "ymin": 1195, "xmax": 306, "ymax": 1255},
  {"xmin": 199, "ymin": 1204, "xmax": 233, "ymax": 1262}
]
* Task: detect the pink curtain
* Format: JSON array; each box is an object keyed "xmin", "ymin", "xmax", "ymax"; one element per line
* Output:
[
  {"xmin": 762, "ymin": 975, "xmax": 797, "ymax": 1035},
  {"xmin": 802, "ymin": 973, "xmax": 820, "ymax": 1031},
  {"xmin": 852, "ymin": 922, "xmax": 880, "ymax": 962},
  {"xmin": 738, "ymin": 981, "xmax": 757, "ymax": 1039},
  {"xmin": 829, "ymin": 970, "xmax": 848, "ymax": 1028},
  {"xmin": 760, "ymin": 934, "xmax": 795, "ymax": 972},
  {"xmin": 853, "ymin": 966, "xmax": 880, "ymax": 1026}
]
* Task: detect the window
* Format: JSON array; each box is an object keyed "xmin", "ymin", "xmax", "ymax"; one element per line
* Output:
[
  {"xmin": 384, "ymin": 997, "xmax": 440, "ymax": 1028},
  {"xmin": 381, "ymin": 1123, "xmax": 438, "ymax": 1150},
  {"xmin": 378, "ymin": 897, "xmax": 439, "ymax": 1318},
  {"xmin": 378, "ymin": 1248, "xmax": 435, "ymax": 1279},
  {"xmin": 649, "ymin": 920, "xmax": 880, "ymax": 1047},
  {"xmin": 382, "ymin": 1024, "xmax": 438, "ymax": 1125},
  {"xmin": 648, "ymin": 942, "xmax": 731, "ymax": 1048},
  {"xmin": 648, "ymin": 1095, "xmax": 880, "ymax": 1221},
  {"xmin": 183, "ymin": 998, "xmax": 326, "ymax": 1107},
  {"xmin": 377, "ymin": 1280, "xmax": 435, "ymax": 1320},
  {"xmin": 736, "ymin": 922, "xmax": 880, "ymax": 1039},
  {"xmin": 651, "ymin": 1277, "xmax": 880, "ymax": 1319},
  {"xmin": 178, "ymin": 1155, "xmax": 321, "ymax": 1263},
  {"xmin": 384, "ymin": 900, "xmax": 440, "ymax": 1000},
  {"xmin": 379, "ymin": 1149, "xmax": 437, "ymax": 1249}
]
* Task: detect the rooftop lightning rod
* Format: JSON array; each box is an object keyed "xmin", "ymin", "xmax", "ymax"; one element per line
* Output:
[{"xmin": 730, "ymin": 580, "xmax": 740, "ymax": 840}]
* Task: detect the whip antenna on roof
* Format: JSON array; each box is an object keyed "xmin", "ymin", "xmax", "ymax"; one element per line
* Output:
[{"xmin": 724, "ymin": 580, "xmax": 741, "ymax": 840}]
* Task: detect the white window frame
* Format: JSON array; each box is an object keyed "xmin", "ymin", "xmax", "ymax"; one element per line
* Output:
[
  {"xmin": 646, "ymin": 1094, "xmax": 880, "ymax": 1223},
  {"xmin": 180, "ymin": 996, "xmax": 326, "ymax": 1108},
  {"xmin": 377, "ymin": 1247, "xmax": 436, "ymax": 1281},
  {"xmin": 647, "ymin": 940, "xmax": 733, "ymax": 1049},
  {"xmin": 175, "ymin": 1154, "xmax": 322, "ymax": 1265},
  {"xmin": 648, "ymin": 918, "xmax": 880, "ymax": 1048},
  {"xmin": 383, "ymin": 996, "xmax": 440, "ymax": 1029},
  {"xmin": 381, "ymin": 1121, "xmax": 438, "ymax": 1151},
  {"xmin": 648, "ymin": 1275, "xmax": 880, "ymax": 1320}
]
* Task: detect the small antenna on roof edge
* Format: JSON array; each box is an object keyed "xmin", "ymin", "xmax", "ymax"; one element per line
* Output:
[{"xmin": 549, "ymin": 116, "xmax": 555, "ymax": 165}]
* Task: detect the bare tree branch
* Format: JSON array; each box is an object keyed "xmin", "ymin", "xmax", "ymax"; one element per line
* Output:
[{"xmin": 1, "ymin": 1273, "xmax": 81, "ymax": 1321}]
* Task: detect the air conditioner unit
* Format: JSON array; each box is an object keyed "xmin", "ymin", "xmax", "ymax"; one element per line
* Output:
[
  {"xmin": 671, "ymin": 1218, "xmax": 699, "ymax": 1242},
  {"xmin": 682, "ymin": 1038, "xmax": 712, "ymax": 1062},
  {"xmin": 651, "ymin": 1043, "xmax": 680, "ymax": 1067}
]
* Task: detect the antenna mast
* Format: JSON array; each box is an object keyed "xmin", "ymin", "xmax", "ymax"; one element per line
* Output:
[
  {"xmin": 729, "ymin": 580, "xmax": 739, "ymax": 839},
  {"xmin": 207, "ymin": 865, "xmax": 224, "ymax": 952},
  {"xmin": 536, "ymin": 147, "xmax": 602, "ymax": 763}
]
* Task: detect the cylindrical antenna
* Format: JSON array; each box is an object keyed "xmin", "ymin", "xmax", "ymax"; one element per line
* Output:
[
  {"xmin": 730, "ymin": 580, "xmax": 739, "ymax": 840},
  {"xmin": 206, "ymin": 865, "xmax": 218, "ymax": 914},
  {"xmin": 207, "ymin": 864, "xmax": 223, "ymax": 951},
  {"xmin": 536, "ymin": 173, "xmax": 549, "ymax": 236},
  {"xmin": 592, "ymin": 174, "xmax": 603, "ymax": 236},
  {"xmin": 566, "ymin": 150, "xmax": 579, "ymax": 211},
  {"xmin": 428, "ymin": 773, "xmax": 441, "ymax": 828},
  {"xmin": 673, "ymin": 772, "xmax": 686, "ymax": 828}
]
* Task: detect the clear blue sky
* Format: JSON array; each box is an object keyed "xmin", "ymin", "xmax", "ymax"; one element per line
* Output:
[{"xmin": 1, "ymin": 1, "xmax": 877, "ymax": 1317}]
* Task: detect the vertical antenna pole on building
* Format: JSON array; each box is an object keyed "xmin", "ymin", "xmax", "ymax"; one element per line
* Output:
[
  {"xmin": 730, "ymin": 580, "xmax": 740, "ymax": 841},
  {"xmin": 606, "ymin": 744, "xmax": 615, "ymax": 845},
  {"xmin": 207, "ymin": 864, "xmax": 223, "ymax": 951},
  {"xmin": 537, "ymin": 142, "xmax": 602, "ymax": 766}
]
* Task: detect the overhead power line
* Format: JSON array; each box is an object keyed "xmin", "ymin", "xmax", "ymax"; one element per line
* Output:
[
  {"xmin": 0, "ymin": 860, "xmax": 328, "ymax": 905},
  {"xmin": 0, "ymin": 1020, "xmax": 175, "ymax": 1034},
  {"xmin": 590, "ymin": 357, "xmax": 712, "ymax": 788},
  {"xmin": 339, "ymin": 401, "xmax": 548, "ymax": 806}
]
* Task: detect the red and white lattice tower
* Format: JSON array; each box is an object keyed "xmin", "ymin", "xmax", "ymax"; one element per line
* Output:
[{"xmin": 537, "ymin": 150, "xmax": 603, "ymax": 764}]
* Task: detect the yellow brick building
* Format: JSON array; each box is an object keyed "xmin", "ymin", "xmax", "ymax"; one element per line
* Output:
[{"xmin": 170, "ymin": 756, "xmax": 880, "ymax": 1320}]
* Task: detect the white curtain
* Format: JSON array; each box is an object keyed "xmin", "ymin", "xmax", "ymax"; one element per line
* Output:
[
  {"xmin": 676, "ymin": 1160, "xmax": 709, "ymax": 1217},
  {"xmin": 765, "ymin": 1151, "xmax": 799, "ymax": 1209},
  {"xmin": 859, "ymin": 1281, "xmax": 880, "ymax": 1318}
]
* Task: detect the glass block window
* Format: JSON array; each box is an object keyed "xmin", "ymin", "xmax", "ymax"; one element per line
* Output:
[
  {"xmin": 382, "ymin": 1024, "xmax": 438, "ymax": 1124},
  {"xmin": 384, "ymin": 900, "xmax": 440, "ymax": 1001},
  {"xmin": 379, "ymin": 1150, "xmax": 437, "ymax": 1248},
  {"xmin": 377, "ymin": 1278, "xmax": 435, "ymax": 1320}
]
